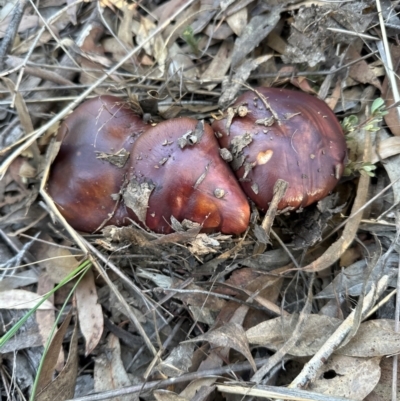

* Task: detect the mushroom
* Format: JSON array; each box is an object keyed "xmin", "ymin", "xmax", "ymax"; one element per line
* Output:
[
  {"xmin": 47, "ymin": 98, "xmax": 250, "ymax": 235},
  {"xmin": 47, "ymin": 95, "xmax": 149, "ymax": 232},
  {"xmin": 125, "ymin": 118, "xmax": 250, "ymax": 234},
  {"xmin": 212, "ymin": 87, "xmax": 347, "ymax": 211}
]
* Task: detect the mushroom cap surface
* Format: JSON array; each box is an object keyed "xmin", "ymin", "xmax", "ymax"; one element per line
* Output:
[
  {"xmin": 47, "ymin": 95, "xmax": 148, "ymax": 232},
  {"xmin": 127, "ymin": 118, "xmax": 250, "ymax": 234},
  {"xmin": 212, "ymin": 87, "xmax": 347, "ymax": 211}
]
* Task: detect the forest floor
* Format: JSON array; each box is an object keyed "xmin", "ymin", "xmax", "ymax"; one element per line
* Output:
[{"xmin": 1, "ymin": 1, "xmax": 400, "ymax": 400}]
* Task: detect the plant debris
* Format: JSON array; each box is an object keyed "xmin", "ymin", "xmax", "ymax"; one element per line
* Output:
[{"xmin": 2, "ymin": 1, "xmax": 400, "ymax": 401}]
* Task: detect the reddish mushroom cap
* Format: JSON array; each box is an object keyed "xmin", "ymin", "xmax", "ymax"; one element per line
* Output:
[
  {"xmin": 212, "ymin": 87, "xmax": 347, "ymax": 211},
  {"xmin": 125, "ymin": 118, "xmax": 250, "ymax": 234},
  {"xmin": 47, "ymin": 95, "xmax": 149, "ymax": 232}
]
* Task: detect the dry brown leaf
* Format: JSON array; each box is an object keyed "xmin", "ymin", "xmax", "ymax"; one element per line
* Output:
[
  {"xmin": 231, "ymin": 8, "xmax": 281, "ymax": 68},
  {"xmin": 36, "ymin": 317, "xmax": 79, "ymax": 401},
  {"xmin": 0, "ymin": 269, "xmax": 39, "ymax": 291},
  {"xmin": 168, "ymin": 43, "xmax": 199, "ymax": 91},
  {"xmin": 136, "ymin": 16, "xmax": 167, "ymax": 73},
  {"xmin": 204, "ymin": 22, "xmax": 233, "ymax": 40},
  {"xmin": 117, "ymin": 6, "xmax": 135, "ymax": 48},
  {"xmin": 1, "ymin": 77, "xmax": 34, "ymax": 134},
  {"xmin": 185, "ymin": 322, "xmax": 256, "ymax": 372},
  {"xmin": 312, "ymin": 355, "xmax": 381, "ymax": 401},
  {"xmin": 94, "ymin": 333, "xmax": 131, "ymax": 400},
  {"xmin": 180, "ymin": 353, "xmax": 223, "ymax": 399},
  {"xmin": 36, "ymin": 273, "xmax": 64, "ymax": 371},
  {"xmin": 100, "ymin": 0, "xmax": 135, "ymax": 11},
  {"xmin": 154, "ymin": 390, "xmax": 189, "ymax": 401},
  {"xmin": 0, "ymin": 289, "xmax": 54, "ymax": 310},
  {"xmin": 226, "ymin": 7, "xmax": 247, "ymax": 36},
  {"xmin": 371, "ymin": 136, "xmax": 400, "ymax": 163},
  {"xmin": 36, "ymin": 311, "xmax": 72, "ymax": 393},
  {"xmin": 346, "ymin": 46, "xmax": 382, "ymax": 90},
  {"xmin": 369, "ymin": 356, "xmax": 400, "ymax": 400},
  {"xmin": 75, "ymin": 268, "xmax": 103, "ymax": 356},
  {"xmin": 0, "ymin": 14, "xmax": 39, "ymax": 39},
  {"xmin": 338, "ymin": 319, "xmax": 400, "ymax": 357},
  {"xmin": 157, "ymin": 343, "xmax": 195, "ymax": 377},
  {"xmin": 246, "ymin": 314, "xmax": 342, "ymax": 357},
  {"xmin": 36, "ymin": 244, "xmax": 80, "ymax": 284},
  {"xmin": 201, "ymin": 40, "xmax": 234, "ymax": 91},
  {"xmin": 219, "ymin": 55, "xmax": 273, "ymax": 108}
]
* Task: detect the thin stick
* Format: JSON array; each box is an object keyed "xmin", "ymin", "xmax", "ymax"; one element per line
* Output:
[
  {"xmin": 376, "ymin": 0, "xmax": 400, "ymax": 121},
  {"xmin": 254, "ymin": 179, "xmax": 288, "ymax": 255},
  {"xmin": 392, "ymin": 214, "xmax": 400, "ymax": 401},
  {"xmin": 66, "ymin": 357, "xmax": 271, "ymax": 401},
  {"xmin": 0, "ymin": 0, "xmax": 28, "ymax": 69},
  {"xmin": 217, "ymin": 383, "xmax": 356, "ymax": 401}
]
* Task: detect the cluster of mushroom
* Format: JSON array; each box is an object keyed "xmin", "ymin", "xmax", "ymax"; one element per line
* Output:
[{"xmin": 47, "ymin": 88, "xmax": 347, "ymax": 235}]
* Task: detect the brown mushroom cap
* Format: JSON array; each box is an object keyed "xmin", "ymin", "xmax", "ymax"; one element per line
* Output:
[
  {"xmin": 212, "ymin": 87, "xmax": 347, "ymax": 211},
  {"xmin": 47, "ymin": 95, "xmax": 149, "ymax": 232},
  {"xmin": 126, "ymin": 118, "xmax": 250, "ymax": 234}
]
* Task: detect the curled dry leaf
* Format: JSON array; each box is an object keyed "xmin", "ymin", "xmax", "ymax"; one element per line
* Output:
[{"xmin": 185, "ymin": 322, "xmax": 256, "ymax": 372}]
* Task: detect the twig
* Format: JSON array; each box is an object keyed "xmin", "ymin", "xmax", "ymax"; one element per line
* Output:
[
  {"xmin": 66, "ymin": 357, "xmax": 271, "ymax": 401},
  {"xmin": 254, "ymin": 179, "xmax": 288, "ymax": 255},
  {"xmin": 217, "ymin": 383, "xmax": 356, "ymax": 401},
  {"xmin": 376, "ymin": 0, "xmax": 400, "ymax": 121},
  {"xmin": 393, "ymin": 214, "xmax": 400, "ymax": 401},
  {"xmin": 6, "ymin": 56, "xmax": 75, "ymax": 86},
  {"xmin": 0, "ymin": 0, "xmax": 28, "ymax": 70}
]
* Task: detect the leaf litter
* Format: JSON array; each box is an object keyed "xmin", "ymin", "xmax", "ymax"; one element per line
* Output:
[{"xmin": 1, "ymin": 1, "xmax": 400, "ymax": 401}]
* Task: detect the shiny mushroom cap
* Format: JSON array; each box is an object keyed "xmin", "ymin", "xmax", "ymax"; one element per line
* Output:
[
  {"xmin": 47, "ymin": 95, "xmax": 149, "ymax": 232},
  {"xmin": 126, "ymin": 118, "xmax": 250, "ymax": 234},
  {"xmin": 212, "ymin": 87, "xmax": 347, "ymax": 211}
]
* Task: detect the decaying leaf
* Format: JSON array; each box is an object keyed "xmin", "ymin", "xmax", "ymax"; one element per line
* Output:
[
  {"xmin": 338, "ymin": 319, "xmax": 400, "ymax": 357},
  {"xmin": 75, "ymin": 268, "xmax": 104, "ymax": 356},
  {"xmin": 94, "ymin": 333, "xmax": 131, "ymax": 400},
  {"xmin": 185, "ymin": 322, "xmax": 256, "ymax": 372},
  {"xmin": 154, "ymin": 390, "xmax": 189, "ymax": 401},
  {"xmin": 246, "ymin": 314, "xmax": 342, "ymax": 357},
  {"xmin": 315, "ymin": 253, "xmax": 398, "ymax": 299},
  {"xmin": 123, "ymin": 178, "xmax": 155, "ymax": 224},
  {"xmin": 36, "ymin": 311, "xmax": 72, "ymax": 394},
  {"xmin": 157, "ymin": 343, "xmax": 195, "ymax": 377},
  {"xmin": 95, "ymin": 148, "xmax": 130, "ymax": 168},
  {"xmin": 36, "ymin": 317, "xmax": 79, "ymax": 401},
  {"xmin": 231, "ymin": 8, "xmax": 281, "ymax": 68},
  {"xmin": 219, "ymin": 55, "xmax": 273, "ymax": 108},
  {"xmin": 0, "ymin": 289, "xmax": 54, "ymax": 310},
  {"xmin": 312, "ymin": 355, "xmax": 381, "ymax": 401}
]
